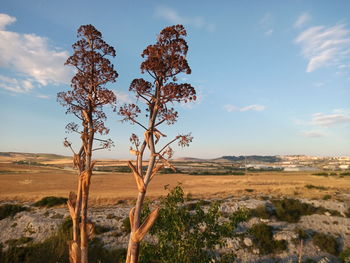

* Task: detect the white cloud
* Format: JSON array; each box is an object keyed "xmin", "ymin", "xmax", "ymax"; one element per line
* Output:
[
  {"xmin": 265, "ymin": 29, "xmax": 274, "ymax": 36},
  {"xmin": 295, "ymin": 23, "xmax": 350, "ymax": 72},
  {"xmin": 259, "ymin": 13, "xmax": 274, "ymax": 37},
  {"xmin": 113, "ymin": 90, "xmax": 133, "ymax": 105},
  {"xmin": 0, "ymin": 13, "xmax": 16, "ymax": 29},
  {"xmin": 0, "ymin": 13, "xmax": 72, "ymax": 93},
  {"xmin": 224, "ymin": 104, "xmax": 266, "ymax": 112},
  {"xmin": 259, "ymin": 13, "xmax": 272, "ymax": 27},
  {"xmin": 294, "ymin": 13, "xmax": 311, "ymax": 28},
  {"xmin": 240, "ymin": 104, "xmax": 266, "ymax": 112},
  {"xmin": 0, "ymin": 75, "xmax": 35, "ymax": 93},
  {"xmin": 314, "ymin": 82, "xmax": 325, "ymax": 87},
  {"xmin": 155, "ymin": 6, "xmax": 215, "ymax": 32},
  {"xmin": 300, "ymin": 130, "xmax": 325, "ymax": 138},
  {"xmin": 223, "ymin": 104, "xmax": 237, "ymax": 112},
  {"xmin": 36, "ymin": 94, "xmax": 50, "ymax": 99},
  {"xmin": 311, "ymin": 109, "xmax": 350, "ymax": 126}
]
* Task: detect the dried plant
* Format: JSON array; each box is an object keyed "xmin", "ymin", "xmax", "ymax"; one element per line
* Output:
[
  {"xmin": 57, "ymin": 24, "xmax": 118, "ymax": 263},
  {"xmin": 118, "ymin": 24, "xmax": 196, "ymax": 263}
]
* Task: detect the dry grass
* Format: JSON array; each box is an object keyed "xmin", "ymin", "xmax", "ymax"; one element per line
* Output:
[{"xmin": 1, "ymin": 160, "xmax": 350, "ymax": 205}]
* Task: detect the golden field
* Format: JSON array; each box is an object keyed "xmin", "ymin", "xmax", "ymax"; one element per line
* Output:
[{"xmin": 0, "ymin": 153, "xmax": 349, "ymax": 205}]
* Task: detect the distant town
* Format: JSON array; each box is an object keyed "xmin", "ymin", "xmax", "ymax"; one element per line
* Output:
[{"xmin": 214, "ymin": 155, "xmax": 350, "ymax": 171}]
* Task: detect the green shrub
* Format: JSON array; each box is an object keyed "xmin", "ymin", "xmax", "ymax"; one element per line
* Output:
[
  {"xmin": 271, "ymin": 198, "xmax": 338, "ymax": 222},
  {"xmin": 340, "ymin": 172, "xmax": 350, "ymax": 176},
  {"xmin": 322, "ymin": 194, "xmax": 332, "ymax": 200},
  {"xmin": 139, "ymin": 184, "xmax": 247, "ymax": 263},
  {"xmin": 94, "ymin": 224, "xmax": 111, "ymax": 235},
  {"xmin": 272, "ymin": 198, "xmax": 314, "ymax": 222},
  {"xmin": 345, "ymin": 207, "xmax": 350, "ymax": 218},
  {"xmin": 312, "ymin": 232, "xmax": 339, "ymax": 255},
  {"xmin": 294, "ymin": 227, "xmax": 308, "ymax": 240},
  {"xmin": 248, "ymin": 223, "xmax": 287, "ymax": 255},
  {"xmin": 0, "ymin": 204, "xmax": 27, "ymax": 220},
  {"xmin": 339, "ymin": 247, "xmax": 350, "ymax": 263},
  {"xmin": 121, "ymin": 216, "xmax": 131, "ymax": 233},
  {"xmin": 250, "ymin": 204, "xmax": 272, "ymax": 219},
  {"xmin": 32, "ymin": 196, "xmax": 68, "ymax": 208}
]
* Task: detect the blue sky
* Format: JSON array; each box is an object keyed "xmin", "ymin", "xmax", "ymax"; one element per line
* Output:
[{"xmin": 0, "ymin": 0, "xmax": 350, "ymax": 158}]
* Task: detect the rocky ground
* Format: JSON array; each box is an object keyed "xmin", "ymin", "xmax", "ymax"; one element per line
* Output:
[{"xmin": 1, "ymin": 195, "xmax": 350, "ymax": 263}]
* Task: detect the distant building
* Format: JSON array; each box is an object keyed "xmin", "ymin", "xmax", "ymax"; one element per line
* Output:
[{"xmin": 283, "ymin": 166, "xmax": 317, "ymax": 172}]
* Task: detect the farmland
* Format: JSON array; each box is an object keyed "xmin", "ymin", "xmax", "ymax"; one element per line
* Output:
[{"xmin": 1, "ymin": 152, "xmax": 349, "ymax": 205}]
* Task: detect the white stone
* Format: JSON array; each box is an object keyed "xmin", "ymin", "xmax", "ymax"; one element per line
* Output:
[{"xmin": 243, "ymin": 237, "xmax": 253, "ymax": 247}]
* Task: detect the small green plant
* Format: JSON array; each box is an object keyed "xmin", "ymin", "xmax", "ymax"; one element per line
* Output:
[
  {"xmin": 339, "ymin": 247, "xmax": 350, "ymax": 263},
  {"xmin": 0, "ymin": 204, "xmax": 27, "ymax": 220},
  {"xmin": 322, "ymin": 194, "xmax": 332, "ymax": 200},
  {"xmin": 248, "ymin": 223, "xmax": 287, "ymax": 255},
  {"xmin": 32, "ymin": 196, "xmax": 68, "ymax": 208},
  {"xmin": 312, "ymin": 232, "xmax": 339, "ymax": 255}
]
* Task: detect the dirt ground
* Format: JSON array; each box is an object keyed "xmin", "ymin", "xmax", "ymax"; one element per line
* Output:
[{"xmin": 1, "ymin": 162, "xmax": 349, "ymax": 205}]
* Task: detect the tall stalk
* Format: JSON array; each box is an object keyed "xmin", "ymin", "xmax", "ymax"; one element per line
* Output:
[
  {"xmin": 57, "ymin": 24, "xmax": 118, "ymax": 263},
  {"xmin": 119, "ymin": 24, "xmax": 196, "ymax": 263}
]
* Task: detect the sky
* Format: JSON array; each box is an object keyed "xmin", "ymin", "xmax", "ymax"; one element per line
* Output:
[{"xmin": 0, "ymin": 0, "xmax": 350, "ymax": 159}]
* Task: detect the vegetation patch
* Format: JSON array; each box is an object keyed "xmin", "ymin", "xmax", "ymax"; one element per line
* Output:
[
  {"xmin": 322, "ymin": 194, "xmax": 332, "ymax": 200},
  {"xmin": 13, "ymin": 160, "xmax": 48, "ymax": 166},
  {"xmin": 139, "ymin": 185, "xmax": 248, "ymax": 262},
  {"xmin": 339, "ymin": 247, "xmax": 350, "ymax": 263},
  {"xmin": 0, "ymin": 204, "xmax": 27, "ymax": 220},
  {"xmin": 248, "ymin": 223, "xmax": 287, "ymax": 255},
  {"xmin": 345, "ymin": 207, "xmax": 350, "ymax": 218},
  {"xmin": 249, "ymin": 199, "xmax": 342, "ymax": 223},
  {"xmin": 250, "ymin": 204, "xmax": 273, "ymax": 219},
  {"xmin": 32, "ymin": 196, "xmax": 68, "ymax": 208},
  {"xmin": 272, "ymin": 198, "xmax": 317, "ymax": 222},
  {"xmin": 305, "ymin": 184, "xmax": 328, "ymax": 190},
  {"xmin": 312, "ymin": 232, "xmax": 339, "ymax": 255},
  {"xmin": 0, "ymin": 217, "xmax": 126, "ymax": 263},
  {"xmin": 313, "ymin": 172, "xmax": 331, "ymax": 177},
  {"xmin": 188, "ymin": 170, "xmax": 245, "ymax": 175},
  {"xmin": 272, "ymin": 198, "xmax": 342, "ymax": 222},
  {"xmin": 94, "ymin": 224, "xmax": 111, "ymax": 235},
  {"xmin": 5, "ymin": 237, "xmax": 33, "ymax": 247}
]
